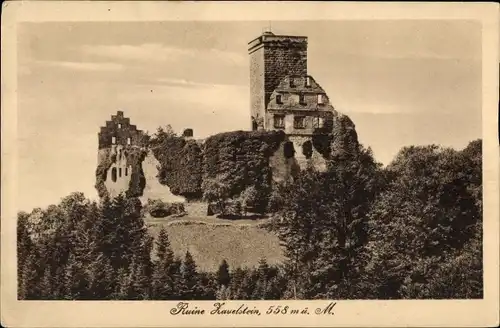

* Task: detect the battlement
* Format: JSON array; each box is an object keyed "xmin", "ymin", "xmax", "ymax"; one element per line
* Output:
[{"xmin": 248, "ymin": 33, "xmax": 308, "ymax": 54}]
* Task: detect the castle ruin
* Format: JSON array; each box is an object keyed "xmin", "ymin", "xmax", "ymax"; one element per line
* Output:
[{"xmin": 96, "ymin": 31, "xmax": 352, "ymax": 202}]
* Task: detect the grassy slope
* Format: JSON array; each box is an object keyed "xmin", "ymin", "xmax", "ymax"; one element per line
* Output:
[{"xmin": 146, "ymin": 214, "xmax": 285, "ymax": 272}]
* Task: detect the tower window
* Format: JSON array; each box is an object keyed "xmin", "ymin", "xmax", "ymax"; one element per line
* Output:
[
  {"xmin": 125, "ymin": 167, "xmax": 128, "ymax": 176},
  {"xmin": 118, "ymin": 123, "xmax": 122, "ymax": 129},
  {"xmin": 318, "ymin": 94, "xmax": 324, "ymax": 105},
  {"xmin": 294, "ymin": 116, "xmax": 306, "ymax": 129},
  {"xmin": 305, "ymin": 76, "xmax": 311, "ymax": 87},
  {"xmin": 119, "ymin": 168, "xmax": 122, "ymax": 178},
  {"xmin": 111, "ymin": 136, "xmax": 116, "ymax": 145},
  {"xmin": 299, "ymin": 94, "xmax": 306, "ymax": 105},
  {"xmin": 127, "ymin": 137, "xmax": 131, "ymax": 145},
  {"xmin": 313, "ymin": 116, "xmax": 324, "ymax": 128},
  {"xmin": 111, "ymin": 167, "xmax": 117, "ymax": 182},
  {"xmin": 274, "ymin": 115, "xmax": 285, "ymax": 129},
  {"xmin": 276, "ymin": 94, "xmax": 283, "ymax": 104}
]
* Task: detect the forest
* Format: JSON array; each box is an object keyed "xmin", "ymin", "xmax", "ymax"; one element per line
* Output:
[{"xmin": 17, "ymin": 137, "xmax": 482, "ymax": 300}]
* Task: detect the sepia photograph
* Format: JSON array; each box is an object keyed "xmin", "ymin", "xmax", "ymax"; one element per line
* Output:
[{"xmin": 1, "ymin": 1, "xmax": 499, "ymax": 327}]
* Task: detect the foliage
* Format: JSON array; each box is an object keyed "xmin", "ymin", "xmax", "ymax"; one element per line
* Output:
[
  {"xmin": 146, "ymin": 199, "xmax": 186, "ymax": 218},
  {"xmin": 217, "ymin": 259, "xmax": 231, "ymax": 286},
  {"xmin": 271, "ymin": 141, "xmax": 383, "ymax": 299},
  {"xmin": 125, "ymin": 147, "xmax": 148, "ymax": 198},
  {"xmin": 364, "ymin": 141, "xmax": 482, "ymax": 299},
  {"xmin": 150, "ymin": 126, "xmax": 203, "ymax": 200},
  {"xmin": 19, "ymin": 138, "xmax": 483, "ymax": 300},
  {"xmin": 202, "ymin": 177, "xmax": 232, "ymax": 216},
  {"xmin": 202, "ymin": 130, "xmax": 286, "ymax": 213},
  {"xmin": 239, "ymin": 186, "xmax": 259, "ymax": 216}
]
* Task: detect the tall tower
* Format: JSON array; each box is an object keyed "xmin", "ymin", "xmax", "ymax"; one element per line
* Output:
[{"xmin": 248, "ymin": 31, "xmax": 308, "ymax": 130}]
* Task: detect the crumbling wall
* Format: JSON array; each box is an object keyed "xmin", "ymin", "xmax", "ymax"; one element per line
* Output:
[
  {"xmin": 140, "ymin": 150, "xmax": 186, "ymax": 205},
  {"xmin": 95, "ymin": 144, "xmax": 147, "ymax": 199},
  {"xmin": 104, "ymin": 145, "xmax": 132, "ymax": 197}
]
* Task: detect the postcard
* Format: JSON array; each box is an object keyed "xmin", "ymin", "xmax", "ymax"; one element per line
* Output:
[{"xmin": 1, "ymin": 1, "xmax": 499, "ymax": 327}]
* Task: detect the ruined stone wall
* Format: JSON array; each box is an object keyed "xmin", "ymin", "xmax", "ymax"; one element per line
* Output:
[
  {"xmin": 140, "ymin": 150, "xmax": 186, "ymax": 204},
  {"xmin": 103, "ymin": 145, "xmax": 132, "ymax": 198},
  {"xmin": 98, "ymin": 111, "xmax": 148, "ymax": 149}
]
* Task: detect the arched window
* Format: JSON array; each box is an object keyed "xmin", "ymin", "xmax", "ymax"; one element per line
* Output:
[
  {"xmin": 283, "ymin": 141, "xmax": 295, "ymax": 159},
  {"xmin": 302, "ymin": 141, "xmax": 313, "ymax": 159},
  {"xmin": 111, "ymin": 167, "xmax": 117, "ymax": 182}
]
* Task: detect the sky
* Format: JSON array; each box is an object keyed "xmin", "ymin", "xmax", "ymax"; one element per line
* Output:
[{"xmin": 17, "ymin": 20, "xmax": 482, "ymax": 211}]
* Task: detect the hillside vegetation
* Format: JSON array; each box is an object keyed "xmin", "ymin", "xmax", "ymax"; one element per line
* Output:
[
  {"xmin": 18, "ymin": 126, "xmax": 482, "ymax": 300},
  {"xmin": 146, "ymin": 215, "xmax": 284, "ymax": 272}
]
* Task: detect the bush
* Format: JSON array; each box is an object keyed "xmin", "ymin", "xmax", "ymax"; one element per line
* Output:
[
  {"xmin": 146, "ymin": 199, "xmax": 186, "ymax": 218},
  {"xmin": 202, "ymin": 130, "xmax": 286, "ymax": 213},
  {"xmin": 150, "ymin": 127, "xmax": 203, "ymax": 200}
]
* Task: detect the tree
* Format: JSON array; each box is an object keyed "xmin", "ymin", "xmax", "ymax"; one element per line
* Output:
[
  {"xmin": 216, "ymin": 259, "xmax": 231, "ymax": 287},
  {"xmin": 151, "ymin": 227, "xmax": 175, "ymax": 299},
  {"xmin": 239, "ymin": 186, "xmax": 258, "ymax": 217},
  {"xmin": 202, "ymin": 177, "xmax": 231, "ymax": 216},
  {"xmin": 366, "ymin": 144, "xmax": 482, "ymax": 298},
  {"xmin": 178, "ymin": 251, "xmax": 200, "ymax": 299},
  {"xmin": 273, "ymin": 141, "xmax": 382, "ymax": 299}
]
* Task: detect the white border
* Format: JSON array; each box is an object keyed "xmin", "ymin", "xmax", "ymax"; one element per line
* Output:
[{"xmin": 1, "ymin": 2, "xmax": 499, "ymax": 327}]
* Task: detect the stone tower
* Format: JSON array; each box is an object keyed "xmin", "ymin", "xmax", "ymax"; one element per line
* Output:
[
  {"xmin": 248, "ymin": 31, "xmax": 308, "ymax": 131},
  {"xmin": 248, "ymin": 31, "xmax": 338, "ymax": 170}
]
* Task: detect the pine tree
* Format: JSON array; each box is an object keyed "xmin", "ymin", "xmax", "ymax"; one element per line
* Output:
[
  {"xmin": 151, "ymin": 227, "xmax": 175, "ymax": 299},
  {"xmin": 87, "ymin": 253, "xmax": 116, "ymax": 299},
  {"xmin": 179, "ymin": 250, "xmax": 200, "ymax": 299},
  {"xmin": 229, "ymin": 267, "xmax": 246, "ymax": 300},
  {"xmin": 252, "ymin": 258, "xmax": 270, "ymax": 299},
  {"xmin": 63, "ymin": 252, "xmax": 89, "ymax": 300},
  {"xmin": 216, "ymin": 259, "xmax": 231, "ymax": 287}
]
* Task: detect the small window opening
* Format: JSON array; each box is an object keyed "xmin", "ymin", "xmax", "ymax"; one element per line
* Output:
[
  {"xmin": 252, "ymin": 119, "xmax": 258, "ymax": 131},
  {"xmin": 305, "ymin": 76, "xmax": 311, "ymax": 87},
  {"xmin": 111, "ymin": 167, "xmax": 117, "ymax": 182},
  {"xmin": 111, "ymin": 136, "xmax": 116, "ymax": 145},
  {"xmin": 302, "ymin": 141, "xmax": 313, "ymax": 159},
  {"xmin": 294, "ymin": 116, "xmax": 306, "ymax": 129},
  {"xmin": 318, "ymin": 94, "xmax": 324, "ymax": 105},
  {"xmin": 276, "ymin": 94, "xmax": 282, "ymax": 104},
  {"xmin": 127, "ymin": 137, "xmax": 131, "ymax": 145},
  {"xmin": 119, "ymin": 168, "xmax": 122, "ymax": 178},
  {"xmin": 274, "ymin": 115, "xmax": 285, "ymax": 129},
  {"xmin": 283, "ymin": 141, "xmax": 295, "ymax": 159},
  {"xmin": 299, "ymin": 94, "xmax": 306, "ymax": 105},
  {"xmin": 118, "ymin": 123, "xmax": 122, "ymax": 129},
  {"xmin": 125, "ymin": 167, "xmax": 128, "ymax": 176}
]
